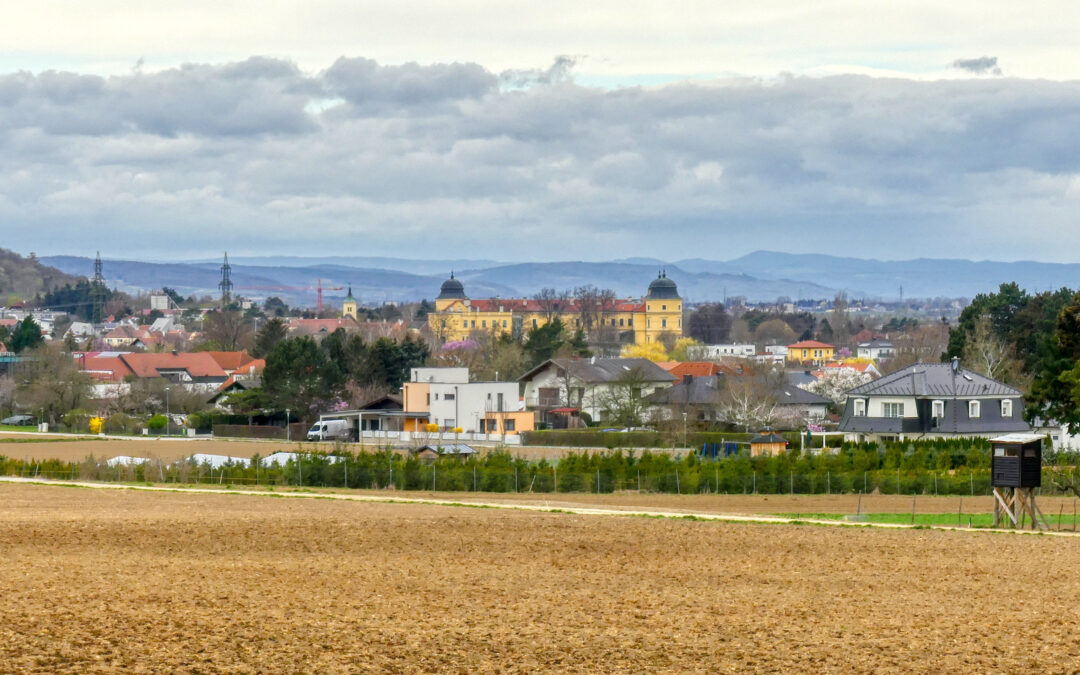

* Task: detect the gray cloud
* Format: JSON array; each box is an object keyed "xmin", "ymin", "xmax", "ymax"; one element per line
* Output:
[
  {"xmin": 0, "ymin": 57, "xmax": 1079, "ymax": 262},
  {"xmin": 499, "ymin": 55, "xmax": 580, "ymax": 89},
  {"xmin": 952, "ymin": 56, "xmax": 1002, "ymax": 76}
]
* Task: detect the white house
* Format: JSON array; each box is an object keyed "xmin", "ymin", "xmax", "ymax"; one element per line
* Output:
[
  {"xmin": 518, "ymin": 357, "xmax": 676, "ymax": 423},
  {"xmin": 403, "ymin": 367, "xmax": 523, "ymax": 433},
  {"xmin": 700, "ymin": 343, "xmax": 756, "ymax": 359},
  {"xmin": 857, "ymin": 339, "xmax": 896, "ymax": 362}
]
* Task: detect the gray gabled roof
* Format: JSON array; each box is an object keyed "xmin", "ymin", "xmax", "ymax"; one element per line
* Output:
[
  {"xmin": 519, "ymin": 358, "xmax": 676, "ymax": 385},
  {"xmin": 846, "ymin": 362, "xmax": 1020, "ymax": 398},
  {"xmin": 647, "ymin": 375, "xmax": 724, "ymax": 405},
  {"xmin": 780, "ymin": 384, "xmax": 831, "ymax": 406}
]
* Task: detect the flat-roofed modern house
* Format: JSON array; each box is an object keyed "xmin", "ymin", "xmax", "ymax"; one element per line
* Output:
[{"xmin": 838, "ymin": 358, "xmax": 1030, "ymax": 442}]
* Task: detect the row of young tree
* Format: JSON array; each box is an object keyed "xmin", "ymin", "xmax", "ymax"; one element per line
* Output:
[{"xmin": 7, "ymin": 441, "xmax": 1078, "ymax": 495}]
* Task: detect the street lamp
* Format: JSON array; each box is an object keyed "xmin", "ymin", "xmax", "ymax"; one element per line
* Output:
[
  {"xmin": 165, "ymin": 387, "xmax": 171, "ymax": 437},
  {"xmin": 682, "ymin": 412, "xmax": 688, "ymax": 449},
  {"xmin": 285, "ymin": 408, "xmax": 291, "ymax": 442}
]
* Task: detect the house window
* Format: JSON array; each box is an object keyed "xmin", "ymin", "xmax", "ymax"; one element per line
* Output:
[
  {"xmin": 532, "ymin": 319, "xmax": 537, "ymax": 327},
  {"xmin": 647, "ymin": 320, "xmax": 651, "ymax": 328},
  {"xmin": 969, "ymin": 400, "xmax": 981, "ymax": 418},
  {"xmin": 854, "ymin": 400, "xmax": 866, "ymax": 416},
  {"xmin": 503, "ymin": 320, "xmax": 508, "ymax": 328},
  {"xmin": 471, "ymin": 320, "xmax": 476, "ymax": 328},
  {"xmin": 444, "ymin": 393, "xmax": 455, "ymax": 401},
  {"xmin": 661, "ymin": 319, "xmax": 667, "ymax": 328},
  {"xmin": 462, "ymin": 321, "xmax": 468, "ymax": 328},
  {"xmin": 497, "ymin": 393, "xmax": 504, "ymax": 412},
  {"xmin": 1001, "ymin": 400, "xmax": 1013, "ymax": 417},
  {"xmin": 932, "ymin": 400, "xmax": 944, "ymax": 418},
  {"xmin": 481, "ymin": 320, "xmax": 486, "ymax": 328},
  {"xmin": 426, "ymin": 394, "xmax": 430, "ymax": 405},
  {"xmin": 883, "ymin": 402, "xmax": 904, "ymax": 418},
  {"xmin": 503, "ymin": 418, "xmax": 516, "ymax": 432},
  {"xmin": 662, "ymin": 305, "xmax": 667, "ymax": 311},
  {"xmin": 434, "ymin": 393, "xmax": 439, "ymax": 400},
  {"xmin": 628, "ymin": 319, "xmax": 633, "ymax": 327},
  {"xmin": 444, "ymin": 418, "xmax": 455, "ymax": 428},
  {"xmin": 619, "ymin": 318, "xmax": 624, "ymax": 327}
]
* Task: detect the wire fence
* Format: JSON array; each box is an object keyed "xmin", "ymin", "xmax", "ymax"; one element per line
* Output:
[{"xmin": 6, "ymin": 452, "xmax": 1080, "ymax": 498}]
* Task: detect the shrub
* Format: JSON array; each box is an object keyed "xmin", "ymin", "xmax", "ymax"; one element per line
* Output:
[
  {"xmin": 147, "ymin": 414, "xmax": 167, "ymax": 432},
  {"xmin": 62, "ymin": 408, "xmax": 92, "ymax": 433},
  {"xmin": 104, "ymin": 413, "xmax": 139, "ymax": 435}
]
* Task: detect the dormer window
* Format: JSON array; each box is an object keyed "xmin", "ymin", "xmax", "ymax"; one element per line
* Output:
[
  {"xmin": 969, "ymin": 400, "xmax": 981, "ymax": 418},
  {"xmin": 853, "ymin": 399, "xmax": 866, "ymax": 417},
  {"xmin": 1001, "ymin": 400, "xmax": 1013, "ymax": 418},
  {"xmin": 932, "ymin": 400, "xmax": 944, "ymax": 418}
]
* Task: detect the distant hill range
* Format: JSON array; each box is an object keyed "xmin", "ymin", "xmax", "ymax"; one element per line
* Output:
[
  {"xmin": 36, "ymin": 250, "xmax": 1080, "ymax": 308},
  {"xmin": 0, "ymin": 248, "xmax": 81, "ymax": 302}
]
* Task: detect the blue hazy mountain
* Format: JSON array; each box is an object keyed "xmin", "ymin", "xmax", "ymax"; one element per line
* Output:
[{"xmin": 41, "ymin": 250, "xmax": 1080, "ymax": 308}]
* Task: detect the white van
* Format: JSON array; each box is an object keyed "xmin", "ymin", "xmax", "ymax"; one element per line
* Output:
[{"xmin": 306, "ymin": 419, "xmax": 352, "ymax": 441}]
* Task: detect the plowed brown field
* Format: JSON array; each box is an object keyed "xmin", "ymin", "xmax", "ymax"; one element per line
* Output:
[{"xmin": 2, "ymin": 483, "xmax": 1079, "ymax": 673}]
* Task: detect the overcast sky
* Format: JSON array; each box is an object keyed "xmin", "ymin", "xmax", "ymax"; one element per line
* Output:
[{"xmin": 2, "ymin": 1, "xmax": 1080, "ymax": 262}]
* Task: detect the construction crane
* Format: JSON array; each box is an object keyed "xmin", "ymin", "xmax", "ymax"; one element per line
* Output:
[{"xmin": 238, "ymin": 279, "xmax": 344, "ymax": 312}]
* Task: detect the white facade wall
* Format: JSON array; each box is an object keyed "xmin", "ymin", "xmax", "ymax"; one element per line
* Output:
[
  {"xmin": 428, "ymin": 381, "xmax": 520, "ymax": 432},
  {"xmin": 411, "ymin": 367, "xmax": 469, "ymax": 384},
  {"xmin": 701, "ymin": 343, "xmax": 756, "ymax": 358}
]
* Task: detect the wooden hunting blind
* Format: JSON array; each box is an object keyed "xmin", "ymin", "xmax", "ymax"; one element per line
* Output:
[
  {"xmin": 991, "ymin": 435, "xmax": 1042, "ymax": 488},
  {"xmin": 990, "ymin": 433, "xmax": 1047, "ymax": 529}
]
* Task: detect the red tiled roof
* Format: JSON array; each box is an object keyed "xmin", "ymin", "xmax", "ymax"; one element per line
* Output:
[
  {"xmin": 80, "ymin": 356, "xmax": 135, "ymax": 382},
  {"xmin": 659, "ymin": 362, "xmax": 719, "ymax": 378},
  {"xmin": 205, "ymin": 350, "xmax": 257, "ymax": 372},
  {"xmin": 104, "ymin": 325, "xmax": 138, "ymax": 340},
  {"xmin": 287, "ymin": 318, "xmax": 358, "ymax": 333},
  {"xmin": 442, "ymin": 298, "xmax": 646, "ymax": 314},
  {"xmin": 788, "ymin": 340, "xmax": 835, "ymax": 350},
  {"xmin": 119, "ymin": 352, "xmax": 228, "ymax": 379},
  {"xmin": 659, "ymin": 361, "xmax": 742, "ymax": 378}
]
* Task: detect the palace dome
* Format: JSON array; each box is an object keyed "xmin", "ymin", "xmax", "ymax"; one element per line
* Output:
[
  {"xmin": 437, "ymin": 273, "xmax": 467, "ymax": 300},
  {"xmin": 645, "ymin": 270, "xmax": 680, "ymax": 300}
]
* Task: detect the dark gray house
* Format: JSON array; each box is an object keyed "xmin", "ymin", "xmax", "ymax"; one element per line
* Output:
[{"xmin": 838, "ymin": 359, "xmax": 1029, "ymax": 442}]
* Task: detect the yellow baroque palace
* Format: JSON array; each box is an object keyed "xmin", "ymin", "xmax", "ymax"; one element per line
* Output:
[{"xmin": 428, "ymin": 271, "xmax": 684, "ymax": 346}]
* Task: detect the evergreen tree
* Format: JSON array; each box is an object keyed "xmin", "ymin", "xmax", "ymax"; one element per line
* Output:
[
  {"xmin": 251, "ymin": 317, "xmax": 288, "ymax": 358},
  {"xmin": 10, "ymin": 317, "xmax": 44, "ymax": 353}
]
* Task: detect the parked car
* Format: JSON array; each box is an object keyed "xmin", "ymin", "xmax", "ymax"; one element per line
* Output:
[
  {"xmin": 306, "ymin": 419, "xmax": 352, "ymax": 442},
  {"xmin": 1, "ymin": 414, "xmax": 35, "ymax": 426}
]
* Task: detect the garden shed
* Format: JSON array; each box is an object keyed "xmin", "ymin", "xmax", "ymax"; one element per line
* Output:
[{"xmin": 749, "ymin": 432, "xmax": 788, "ymax": 457}]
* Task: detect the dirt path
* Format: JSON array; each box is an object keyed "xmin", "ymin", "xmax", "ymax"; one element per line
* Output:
[{"xmin": 3, "ymin": 476, "xmax": 1073, "ymax": 537}]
